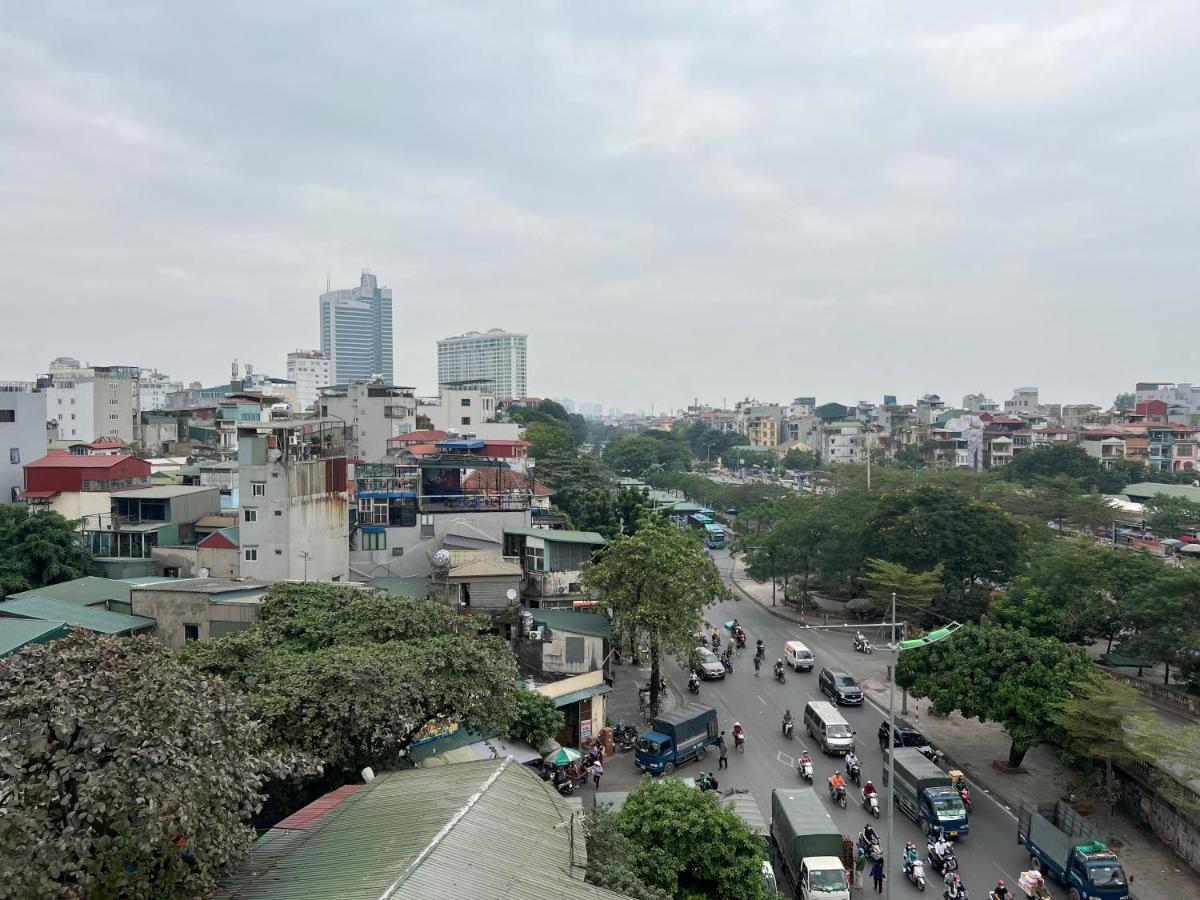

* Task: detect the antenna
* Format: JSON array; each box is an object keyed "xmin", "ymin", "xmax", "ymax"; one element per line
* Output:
[{"xmin": 326, "ymin": 271, "xmax": 331, "ymax": 293}]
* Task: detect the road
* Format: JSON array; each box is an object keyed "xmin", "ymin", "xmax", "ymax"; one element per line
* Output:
[{"xmin": 660, "ymin": 547, "xmax": 1066, "ymax": 899}]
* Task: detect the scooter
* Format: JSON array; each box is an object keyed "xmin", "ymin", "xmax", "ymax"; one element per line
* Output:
[
  {"xmin": 734, "ymin": 731, "xmax": 745, "ymax": 753},
  {"xmin": 774, "ymin": 666, "xmax": 786, "ymax": 684},
  {"xmin": 904, "ymin": 858, "xmax": 927, "ymax": 892},
  {"xmin": 854, "ymin": 635, "xmax": 874, "ymax": 654},
  {"xmin": 798, "ymin": 758, "xmax": 814, "ymax": 783},
  {"xmin": 857, "ymin": 831, "xmax": 883, "ymax": 863},
  {"xmin": 945, "ymin": 879, "xmax": 968, "ymax": 900},
  {"xmin": 862, "ymin": 790, "xmax": 880, "ymax": 818},
  {"xmin": 782, "ymin": 718, "xmax": 794, "ymax": 739},
  {"xmin": 846, "ymin": 759, "xmax": 862, "ymax": 786},
  {"xmin": 927, "ymin": 842, "xmax": 958, "ymax": 876},
  {"xmin": 687, "ymin": 678, "xmax": 700, "ymax": 694},
  {"xmin": 829, "ymin": 783, "xmax": 847, "ymax": 809},
  {"xmin": 722, "ymin": 656, "xmax": 734, "ymax": 675}
]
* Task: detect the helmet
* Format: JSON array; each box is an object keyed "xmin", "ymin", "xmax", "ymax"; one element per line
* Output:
[
  {"xmin": 777, "ymin": 658, "xmax": 782, "ymax": 664},
  {"xmin": 865, "ymin": 780, "xmax": 874, "ymax": 788}
]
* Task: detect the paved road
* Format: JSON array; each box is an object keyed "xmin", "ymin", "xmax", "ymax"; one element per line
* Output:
[{"xmin": 658, "ymin": 548, "xmax": 1067, "ymax": 899}]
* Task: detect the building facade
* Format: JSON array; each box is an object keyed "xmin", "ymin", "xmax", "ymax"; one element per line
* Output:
[
  {"xmin": 0, "ymin": 383, "xmax": 47, "ymax": 504},
  {"xmin": 318, "ymin": 380, "xmax": 416, "ymax": 462},
  {"xmin": 437, "ymin": 329, "xmax": 527, "ymax": 401},
  {"xmin": 138, "ymin": 369, "xmax": 183, "ymax": 413},
  {"xmin": 320, "ymin": 271, "xmax": 394, "ymax": 384},
  {"xmin": 286, "ymin": 350, "xmax": 331, "ymax": 411},
  {"xmin": 40, "ymin": 365, "xmax": 140, "ymax": 444}
]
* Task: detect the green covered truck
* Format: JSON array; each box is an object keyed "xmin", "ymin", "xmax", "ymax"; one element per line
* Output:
[{"xmin": 770, "ymin": 787, "xmax": 850, "ymax": 900}]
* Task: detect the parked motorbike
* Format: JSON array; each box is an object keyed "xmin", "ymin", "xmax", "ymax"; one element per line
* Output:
[
  {"xmin": 862, "ymin": 790, "xmax": 880, "ymax": 818},
  {"xmin": 904, "ymin": 857, "xmax": 926, "ymax": 892},
  {"xmin": 797, "ymin": 758, "xmax": 814, "ymax": 783},
  {"xmin": 846, "ymin": 759, "xmax": 862, "ymax": 786},
  {"xmin": 782, "ymin": 718, "xmax": 794, "ymax": 739},
  {"xmin": 829, "ymin": 783, "xmax": 847, "ymax": 809}
]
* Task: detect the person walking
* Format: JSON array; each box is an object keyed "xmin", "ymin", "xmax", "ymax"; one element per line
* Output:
[
  {"xmin": 753, "ymin": 655, "xmax": 762, "ymax": 677},
  {"xmin": 591, "ymin": 759, "xmax": 604, "ymax": 789},
  {"xmin": 717, "ymin": 731, "xmax": 728, "ymax": 769},
  {"xmin": 870, "ymin": 858, "xmax": 885, "ymax": 893}
]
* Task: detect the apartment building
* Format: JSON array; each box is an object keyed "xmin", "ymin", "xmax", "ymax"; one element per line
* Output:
[
  {"xmin": 1004, "ymin": 387, "xmax": 1039, "ymax": 416},
  {"xmin": 39, "ymin": 365, "xmax": 140, "ymax": 444},
  {"xmin": 821, "ymin": 420, "xmax": 866, "ymax": 464},
  {"xmin": 318, "ymin": 380, "xmax": 416, "ymax": 462},
  {"xmin": 0, "ymin": 383, "xmax": 47, "ymax": 504},
  {"xmin": 286, "ymin": 350, "xmax": 331, "ymax": 411},
  {"xmin": 138, "ymin": 369, "xmax": 184, "ymax": 413},
  {"xmin": 437, "ymin": 329, "xmax": 527, "ymax": 401}
]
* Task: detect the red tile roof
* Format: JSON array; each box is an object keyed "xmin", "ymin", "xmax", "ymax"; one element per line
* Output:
[
  {"xmin": 272, "ymin": 785, "xmax": 364, "ymax": 831},
  {"xmin": 1036, "ymin": 426, "xmax": 1076, "ymax": 435},
  {"xmin": 399, "ymin": 443, "xmax": 439, "ymax": 456},
  {"xmin": 992, "ymin": 416, "xmax": 1024, "ymax": 424},
  {"xmin": 462, "ymin": 470, "xmax": 554, "ymax": 496},
  {"xmin": 387, "ymin": 430, "xmax": 449, "ymax": 443},
  {"xmin": 25, "ymin": 453, "xmax": 140, "ymax": 469},
  {"xmin": 1082, "ymin": 428, "xmax": 1124, "ymax": 438},
  {"xmin": 88, "ymin": 437, "xmax": 128, "ymax": 448}
]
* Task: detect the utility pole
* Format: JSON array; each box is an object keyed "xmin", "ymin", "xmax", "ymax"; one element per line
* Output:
[{"xmin": 298, "ymin": 550, "xmax": 313, "ymax": 581}]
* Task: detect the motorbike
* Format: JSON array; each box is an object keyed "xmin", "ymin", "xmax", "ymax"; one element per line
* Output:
[
  {"xmin": 904, "ymin": 858, "xmax": 927, "ymax": 892},
  {"xmin": 736, "ymin": 631, "xmax": 747, "ymax": 649},
  {"xmin": 722, "ymin": 657, "xmax": 734, "ymax": 675},
  {"xmin": 798, "ymin": 758, "xmax": 814, "ymax": 783},
  {"xmin": 734, "ymin": 731, "xmax": 745, "ymax": 752},
  {"xmin": 774, "ymin": 666, "xmax": 786, "ymax": 684},
  {"xmin": 782, "ymin": 718, "xmax": 794, "ymax": 739},
  {"xmin": 687, "ymin": 677, "xmax": 700, "ymax": 695},
  {"xmin": 846, "ymin": 760, "xmax": 862, "ymax": 786},
  {"xmin": 854, "ymin": 635, "xmax": 874, "ymax": 654},
  {"xmin": 945, "ymin": 880, "xmax": 968, "ymax": 900},
  {"xmin": 862, "ymin": 790, "xmax": 880, "ymax": 818},
  {"xmin": 697, "ymin": 634, "xmax": 709, "ymax": 648},
  {"xmin": 857, "ymin": 832, "xmax": 883, "ymax": 863},
  {"xmin": 829, "ymin": 783, "xmax": 847, "ymax": 809},
  {"xmin": 959, "ymin": 786, "xmax": 972, "ymax": 811},
  {"xmin": 927, "ymin": 843, "xmax": 958, "ymax": 876}
]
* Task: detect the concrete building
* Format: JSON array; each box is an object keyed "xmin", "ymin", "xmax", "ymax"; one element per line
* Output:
[
  {"xmin": 0, "ymin": 383, "xmax": 48, "ymax": 504},
  {"xmin": 129, "ymin": 577, "xmax": 269, "ymax": 648},
  {"xmin": 415, "ymin": 380, "xmax": 522, "ymax": 441},
  {"xmin": 516, "ymin": 607, "xmax": 611, "ymax": 678},
  {"xmin": 318, "ymin": 380, "xmax": 416, "ymax": 462},
  {"xmin": 736, "ymin": 401, "xmax": 783, "ymax": 447},
  {"xmin": 1081, "ymin": 429, "xmax": 1127, "ymax": 468},
  {"xmin": 962, "ymin": 393, "xmax": 999, "ymax": 413},
  {"xmin": 78, "ymin": 484, "xmax": 221, "ymax": 560},
  {"xmin": 821, "ymin": 420, "xmax": 866, "ymax": 464},
  {"xmin": 236, "ymin": 419, "xmax": 351, "ymax": 582},
  {"xmin": 1004, "ymin": 387, "xmax": 1039, "ymax": 416},
  {"xmin": 151, "ymin": 526, "xmax": 240, "ymax": 579},
  {"xmin": 437, "ymin": 329, "xmax": 527, "ymax": 401},
  {"xmin": 21, "ymin": 453, "xmax": 152, "ymax": 521},
  {"xmin": 40, "ymin": 366, "xmax": 140, "ymax": 444},
  {"xmin": 504, "ymin": 527, "xmax": 605, "ymax": 609},
  {"xmin": 1135, "ymin": 382, "xmax": 1200, "ymax": 417},
  {"xmin": 286, "ymin": 350, "xmax": 331, "ymax": 411},
  {"xmin": 138, "ymin": 369, "xmax": 183, "ymax": 413},
  {"xmin": 320, "ymin": 271, "xmax": 393, "ymax": 384}
]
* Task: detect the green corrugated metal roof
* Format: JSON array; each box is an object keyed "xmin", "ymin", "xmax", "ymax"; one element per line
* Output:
[
  {"xmin": 371, "ymin": 576, "xmax": 431, "ymax": 599},
  {"xmin": 551, "ymin": 684, "xmax": 613, "ymax": 708},
  {"xmin": 1124, "ymin": 482, "xmax": 1200, "ymax": 503},
  {"xmin": 8, "ymin": 576, "xmax": 131, "ymax": 606},
  {"xmin": 0, "ymin": 596, "xmax": 155, "ymax": 634},
  {"xmin": 525, "ymin": 607, "xmax": 613, "ymax": 639},
  {"xmin": 504, "ymin": 526, "xmax": 606, "ymax": 545},
  {"xmin": 0, "ymin": 619, "xmax": 70, "ymax": 657},
  {"xmin": 219, "ymin": 759, "xmax": 627, "ymax": 899}
]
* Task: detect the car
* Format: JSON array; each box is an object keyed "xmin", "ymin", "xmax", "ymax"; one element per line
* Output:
[
  {"xmin": 694, "ymin": 647, "xmax": 726, "ymax": 680},
  {"xmin": 877, "ymin": 720, "xmax": 939, "ymax": 760},
  {"xmin": 784, "ymin": 640, "xmax": 815, "ymax": 672},
  {"xmin": 818, "ymin": 667, "xmax": 863, "ymax": 705}
]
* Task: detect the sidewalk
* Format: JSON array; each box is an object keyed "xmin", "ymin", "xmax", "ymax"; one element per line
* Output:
[{"xmin": 599, "ymin": 654, "xmax": 678, "ymax": 794}]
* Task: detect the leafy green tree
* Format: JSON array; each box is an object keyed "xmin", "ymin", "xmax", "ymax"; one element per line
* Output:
[
  {"xmin": 599, "ymin": 777, "xmax": 767, "ymax": 900},
  {"xmin": 1071, "ymin": 491, "xmax": 1120, "ymax": 534},
  {"xmin": 1143, "ymin": 494, "xmax": 1200, "ymax": 538},
  {"xmin": 862, "ymin": 558, "xmax": 944, "ymax": 618},
  {"xmin": 525, "ymin": 421, "xmax": 575, "ymax": 458},
  {"xmin": 182, "ymin": 585, "xmax": 521, "ymax": 777},
  {"xmin": 1124, "ymin": 568, "xmax": 1200, "ymax": 686},
  {"xmin": 586, "ymin": 805, "xmax": 673, "ymax": 900},
  {"xmin": 781, "ymin": 448, "xmax": 819, "ymax": 471},
  {"xmin": 1004, "ymin": 444, "xmax": 1111, "ymax": 491},
  {"xmin": 0, "ymin": 505, "xmax": 96, "ymax": 595},
  {"xmin": 583, "ymin": 516, "xmax": 728, "ymax": 716},
  {"xmin": 893, "ymin": 443, "xmax": 926, "ymax": 470},
  {"xmin": 1114, "ymin": 392, "xmax": 1136, "ymax": 411},
  {"xmin": 606, "ymin": 431, "xmax": 692, "ymax": 477},
  {"xmin": 748, "ymin": 491, "xmax": 870, "ymax": 598},
  {"xmin": 1030, "ymin": 474, "xmax": 1087, "ymax": 532},
  {"xmin": 896, "ymin": 618, "xmax": 1094, "ymax": 768},
  {"xmin": 616, "ymin": 487, "xmax": 650, "ymax": 534},
  {"xmin": 0, "ymin": 630, "xmax": 308, "ymax": 899},
  {"xmin": 507, "ymin": 688, "xmax": 564, "ymax": 750}
]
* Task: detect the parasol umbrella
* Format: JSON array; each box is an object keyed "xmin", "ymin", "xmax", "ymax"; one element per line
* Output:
[
  {"xmin": 544, "ymin": 747, "xmax": 583, "ymax": 767},
  {"xmin": 1178, "ymin": 543, "xmax": 1200, "ymax": 555}
]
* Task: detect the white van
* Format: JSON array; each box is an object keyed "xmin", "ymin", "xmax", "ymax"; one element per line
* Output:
[
  {"xmin": 804, "ymin": 700, "xmax": 856, "ymax": 756},
  {"xmin": 784, "ymin": 640, "xmax": 814, "ymax": 672}
]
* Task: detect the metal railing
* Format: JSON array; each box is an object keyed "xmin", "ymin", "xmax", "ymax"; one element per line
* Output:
[{"xmin": 419, "ymin": 493, "xmax": 531, "ymax": 513}]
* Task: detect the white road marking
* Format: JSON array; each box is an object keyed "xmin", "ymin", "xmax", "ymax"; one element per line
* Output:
[{"xmin": 757, "ymin": 695, "xmax": 768, "ymax": 705}]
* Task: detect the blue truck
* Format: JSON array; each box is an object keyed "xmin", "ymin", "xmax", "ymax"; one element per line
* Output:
[
  {"xmin": 882, "ymin": 748, "xmax": 969, "ymax": 838},
  {"xmin": 634, "ymin": 703, "xmax": 719, "ymax": 776},
  {"xmin": 1018, "ymin": 802, "xmax": 1130, "ymax": 900}
]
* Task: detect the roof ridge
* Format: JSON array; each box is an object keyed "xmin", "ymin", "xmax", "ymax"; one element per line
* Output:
[{"xmin": 376, "ymin": 757, "xmax": 512, "ymax": 900}]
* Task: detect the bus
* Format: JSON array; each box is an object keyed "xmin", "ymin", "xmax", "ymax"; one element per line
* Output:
[
  {"xmin": 703, "ymin": 522, "xmax": 726, "ymax": 549},
  {"xmin": 688, "ymin": 513, "xmax": 713, "ymax": 532}
]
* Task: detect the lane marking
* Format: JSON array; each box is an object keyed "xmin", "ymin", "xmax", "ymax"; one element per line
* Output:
[{"xmin": 757, "ymin": 695, "xmax": 767, "ymax": 706}]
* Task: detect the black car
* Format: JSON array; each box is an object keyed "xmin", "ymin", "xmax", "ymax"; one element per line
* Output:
[
  {"xmin": 878, "ymin": 720, "xmax": 938, "ymax": 760},
  {"xmin": 818, "ymin": 667, "xmax": 863, "ymax": 706}
]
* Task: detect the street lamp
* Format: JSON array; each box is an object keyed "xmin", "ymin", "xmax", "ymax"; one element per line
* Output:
[{"xmin": 883, "ymin": 593, "xmax": 961, "ymax": 900}]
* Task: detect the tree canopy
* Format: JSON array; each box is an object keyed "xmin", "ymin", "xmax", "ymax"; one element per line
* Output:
[
  {"xmin": 588, "ymin": 778, "xmax": 767, "ymax": 900},
  {"xmin": 1143, "ymin": 494, "xmax": 1200, "ymax": 538},
  {"xmin": 896, "ymin": 618, "xmax": 1095, "ymax": 768},
  {"xmin": 0, "ymin": 506, "xmax": 96, "ymax": 596},
  {"xmin": 0, "ymin": 630, "xmax": 305, "ymax": 899},
  {"xmin": 862, "ymin": 558, "xmax": 944, "ymax": 618},
  {"xmin": 605, "ymin": 431, "xmax": 692, "ymax": 478},
  {"xmin": 525, "ymin": 421, "xmax": 575, "ymax": 458},
  {"xmin": 1003, "ymin": 444, "xmax": 1126, "ymax": 493}
]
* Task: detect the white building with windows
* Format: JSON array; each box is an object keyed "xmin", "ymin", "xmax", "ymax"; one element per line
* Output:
[
  {"xmin": 320, "ymin": 271, "xmax": 393, "ymax": 385},
  {"xmin": 287, "ymin": 350, "xmax": 331, "ymax": 411},
  {"xmin": 139, "ymin": 369, "xmax": 184, "ymax": 413},
  {"xmin": 437, "ymin": 329, "xmax": 527, "ymax": 401},
  {"xmin": 40, "ymin": 365, "xmax": 139, "ymax": 444},
  {"xmin": 0, "ymin": 383, "xmax": 47, "ymax": 504},
  {"xmin": 821, "ymin": 420, "xmax": 866, "ymax": 464}
]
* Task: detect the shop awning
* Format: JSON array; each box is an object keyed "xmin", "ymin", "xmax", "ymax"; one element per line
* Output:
[{"xmin": 551, "ymin": 684, "xmax": 612, "ymax": 708}]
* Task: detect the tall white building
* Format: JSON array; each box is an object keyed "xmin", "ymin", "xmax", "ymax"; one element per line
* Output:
[
  {"xmin": 139, "ymin": 369, "xmax": 184, "ymax": 412},
  {"xmin": 40, "ymin": 365, "xmax": 140, "ymax": 444},
  {"xmin": 437, "ymin": 329, "xmax": 527, "ymax": 401},
  {"xmin": 0, "ymin": 383, "xmax": 48, "ymax": 504},
  {"xmin": 287, "ymin": 350, "xmax": 331, "ymax": 411},
  {"xmin": 320, "ymin": 271, "xmax": 393, "ymax": 384}
]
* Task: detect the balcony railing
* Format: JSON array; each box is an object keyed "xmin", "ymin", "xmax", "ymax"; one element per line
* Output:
[{"xmin": 420, "ymin": 493, "xmax": 531, "ymax": 513}]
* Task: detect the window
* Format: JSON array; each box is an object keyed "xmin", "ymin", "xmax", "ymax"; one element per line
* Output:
[
  {"xmin": 0, "ymin": 410, "xmax": 14, "ymax": 423},
  {"xmin": 251, "ymin": 481, "xmax": 266, "ymax": 497},
  {"xmin": 461, "ymin": 416, "xmax": 471, "ymax": 426},
  {"xmin": 9, "ymin": 448, "xmax": 18, "ymax": 464},
  {"xmin": 243, "ymin": 508, "xmax": 258, "ymax": 523},
  {"xmin": 460, "ymin": 398, "xmax": 471, "ymax": 407},
  {"xmin": 184, "ymin": 623, "xmax": 199, "ymax": 642},
  {"xmin": 361, "ymin": 530, "xmax": 386, "ymax": 551},
  {"xmin": 275, "ymin": 548, "xmax": 282, "ymax": 555},
  {"xmin": 244, "ymin": 547, "xmax": 258, "ymax": 561},
  {"xmin": 565, "ymin": 636, "xmax": 585, "ymax": 664},
  {"xmin": 274, "ymin": 509, "xmax": 282, "ymax": 516},
  {"xmin": 526, "ymin": 545, "xmax": 545, "ymax": 572}
]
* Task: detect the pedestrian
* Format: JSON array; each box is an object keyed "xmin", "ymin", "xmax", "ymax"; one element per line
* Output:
[
  {"xmin": 753, "ymin": 655, "xmax": 762, "ymax": 677},
  {"xmin": 591, "ymin": 759, "xmax": 603, "ymax": 789},
  {"xmin": 870, "ymin": 858, "xmax": 885, "ymax": 894},
  {"xmin": 717, "ymin": 731, "xmax": 728, "ymax": 769}
]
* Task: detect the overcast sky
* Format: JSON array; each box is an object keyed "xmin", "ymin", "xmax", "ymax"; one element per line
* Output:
[{"xmin": 3, "ymin": 1, "xmax": 1198, "ymax": 412}]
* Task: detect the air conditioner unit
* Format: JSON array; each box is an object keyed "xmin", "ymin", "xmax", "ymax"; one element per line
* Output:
[
  {"xmin": 391, "ymin": 547, "xmax": 404, "ymax": 557},
  {"xmin": 527, "ymin": 628, "xmax": 543, "ymax": 641},
  {"xmin": 557, "ymin": 585, "xmax": 568, "ymax": 595}
]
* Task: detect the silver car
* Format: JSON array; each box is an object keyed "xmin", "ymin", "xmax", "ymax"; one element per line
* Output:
[{"xmin": 694, "ymin": 647, "xmax": 726, "ymax": 679}]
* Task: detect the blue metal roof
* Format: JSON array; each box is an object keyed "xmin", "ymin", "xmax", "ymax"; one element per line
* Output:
[{"xmin": 436, "ymin": 439, "xmax": 486, "ymax": 450}]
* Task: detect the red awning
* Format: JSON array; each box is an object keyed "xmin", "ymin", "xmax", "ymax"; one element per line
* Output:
[{"xmin": 19, "ymin": 490, "xmax": 60, "ymax": 499}]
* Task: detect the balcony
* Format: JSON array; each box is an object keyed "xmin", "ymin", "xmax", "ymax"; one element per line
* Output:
[{"xmin": 420, "ymin": 493, "xmax": 531, "ymax": 513}]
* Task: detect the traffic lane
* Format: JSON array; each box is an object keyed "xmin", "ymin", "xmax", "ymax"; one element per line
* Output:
[{"xmin": 698, "ymin": 594, "xmax": 1067, "ymax": 899}]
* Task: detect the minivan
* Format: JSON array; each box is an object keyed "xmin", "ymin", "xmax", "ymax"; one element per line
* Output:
[
  {"xmin": 784, "ymin": 640, "xmax": 814, "ymax": 672},
  {"xmin": 803, "ymin": 701, "xmax": 856, "ymax": 755}
]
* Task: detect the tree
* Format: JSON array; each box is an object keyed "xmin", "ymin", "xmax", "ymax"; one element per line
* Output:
[
  {"xmin": 781, "ymin": 448, "xmax": 819, "ymax": 471},
  {"xmin": 525, "ymin": 421, "xmax": 574, "ymax": 458},
  {"xmin": 1004, "ymin": 444, "xmax": 1111, "ymax": 492},
  {"xmin": 182, "ymin": 585, "xmax": 521, "ymax": 777},
  {"xmin": 583, "ymin": 516, "xmax": 728, "ymax": 716},
  {"xmin": 1124, "ymin": 568, "xmax": 1200, "ymax": 686},
  {"xmin": 507, "ymin": 688, "xmax": 564, "ymax": 750},
  {"xmin": 586, "ymin": 805, "xmax": 673, "ymax": 900},
  {"xmin": 0, "ymin": 630, "xmax": 307, "ymax": 899},
  {"xmin": 606, "ymin": 431, "xmax": 692, "ymax": 478},
  {"xmin": 896, "ymin": 618, "xmax": 1094, "ymax": 768},
  {"xmin": 1029, "ymin": 474, "xmax": 1087, "ymax": 532},
  {"xmin": 862, "ymin": 558, "xmax": 944, "ymax": 619},
  {"xmin": 1114, "ymin": 392, "xmax": 1136, "ymax": 411},
  {"xmin": 594, "ymin": 777, "xmax": 767, "ymax": 900},
  {"xmin": 1143, "ymin": 494, "xmax": 1200, "ymax": 538},
  {"xmin": 0, "ymin": 506, "xmax": 96, "ymax": 595},
  {"xmin": 893, "ymin": 443, "xmax": 926, "ymax": 470}
]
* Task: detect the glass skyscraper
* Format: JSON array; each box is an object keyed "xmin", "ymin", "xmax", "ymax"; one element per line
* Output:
[{"xmin": 319, "ymin": 271, "xmax": 393, "ymax": 384}]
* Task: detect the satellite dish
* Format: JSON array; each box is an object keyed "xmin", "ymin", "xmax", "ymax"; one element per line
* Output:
[
  {"xmin": 506, "ymin": 588, "xmax": 518, "ymax": 601},
  {"xmin": 198, "ymin": 567, "xmax": 210, "ymax": 578},
  {"xmin": 433, "ymin": 549, "xmax": 451, "ymax": 566}
]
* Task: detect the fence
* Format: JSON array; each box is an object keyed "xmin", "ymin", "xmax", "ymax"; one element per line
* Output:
[{"xmin": 1102, "ymin": 668, "xmax": 1200, "ymax": 717}]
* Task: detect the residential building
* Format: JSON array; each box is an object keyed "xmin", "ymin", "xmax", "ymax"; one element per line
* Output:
[
  {"xmin": 39, "ymin": 365, "xmax": 140, "ymax": 444},
  {"xmin": 21, "ymin": 452, "xmax": 152, "ymax": 521},
  {"xmin": 1135, "ymin": 381, "xmax": 1200, "ymax": 417},
  {"xmin": 1004, "ymin": 387, "xmax": 1039, "ymax": 416},
  {"xmin": 1146, "ymin": 423, "xmax": 1199, "ymax": 473},
  {"xmin": 789, "ymin": 397, "xmax": 817, "ymax": 417},
  {"xmin": 77, "ymin": 484, "xmax": 221, "ymax": 560},
  {"xmin": 138, "ymin": 413, "xmax": 182, "ymax": 455},
  {"xmin": 179, "ymin": 459, "xmax": 240, "ymax": 508},
  {"xmin": 437, "ymin": 329, "xmax": 527, "ymax": 401},
  {"xmin": 822, "ymin": 420, "xmax": 866, "ymax": 464},
  {"xmin": 929, "ymin": 415, "xmax": 986, "ymax": 470},
  {"xmin": 1061, "ymin": 404, "xmax": 1102, "ymax": 431},
  {"xmin": 318, "ymin": 379, "xmax": 417, "ymax": 461},
  {"xmin": 419, "ymin": 378, "xmax": 494, "ymax": 428},
  {"xmin": 151, "ymin": 526, "xmax": 240, "ymax": 578},
  {"xmin": 129, "ymin": 577, "xmax": 269, "ymax": 648},
  {"xmin": 1032, "ymin": 426, "xmax": 1078, "ymax": 448},
  {"xmin": 516, "ymin": 607, "xmax": 611, "ymax": 677},
  {"xmin": 320, "ymin": 271, "xmax": 394, "ymax": 384},
  {"xmin": 285, "ymin": 349, "xmax": 331, "ymax": 411},
  {"xmin": 236, "ymin": 419, "xmax": 351, "ymax": 582},
  {"xmin": 962, "ymin": 393, "xmax": 999, "ymax": 413},
  {"xmin": 504, "ymin": 527, "xmax": 606, "ymax": 609},
  {"xmin": 1080, "ymin": 429, "xmax": 1126, "ymax": 468},
  {"xmin": 1130, "ymin": 399, "xmax": 1170, "ymax": 425},
  {"xmin": 138, "ymin": 369, "xmax": 183, "ymax": 412},
  {"xmin": 220, "ymin": 758, "xmax": 622, "ymax": 900},
  {"xmin": 0, "ymin": 382, "xmax": 47, "ymax": 504}
]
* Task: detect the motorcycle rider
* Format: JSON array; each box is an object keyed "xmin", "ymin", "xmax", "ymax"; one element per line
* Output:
[
  {"xmin": 903, "ymin": 841, "xmax": 919, "ymax": 874},
  {"xmin": 732, "ymin": 721, "xmax": 745, "ymax": 748},
  {"xmin": 797, "ymin": 749, "xmax": 813, "ymax": 775},
  {"xmin": 992, "ymin": 880, "xmax": 1009, "ymax": 900},
  {"xmin": 782, "ymin": 709, "xmax": 794, "ymax": 734},
  {"xmin": 863, "ymin": 779, "xmax": 878, "ymax": 799},
  {"xmin": 855, "ymin": 629, "xmax": 866, "ymax": 649},
  {"xmin": 755, "ymin": 638, "xmax": 765, "ymax": 660},
  {"xmin": 735, "ymin": 625, "xmax": 747, "ymax": 647},
  {"xmin": 845, "ymin": 749, "xmax": 860, "ymax": 776},
  {"xmin": 828, "ymin": 771, "xmax": 846, "ymax": 797},
  {"xmin": 931, "ymin": 833, "xmax": 952, "ymax": 870},
  {"xmin": 774, "ymin": 658, "xmax": 785, "ymax": 680},
  {"xmin": 861, "ymin": 823, "xmax": 879, "ymax": 847},
  {"xmin": 688, "ymin": 671, "xmax": 700, "ymax": 692},
  {"xmin": 945, "ymin": 871, "xmax": 964, "ymax": 897}
]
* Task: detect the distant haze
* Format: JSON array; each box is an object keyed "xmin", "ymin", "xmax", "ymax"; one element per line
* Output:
[{"xmin": 2, "ymin": 2, "xmax": 1198, "ymax": 410}]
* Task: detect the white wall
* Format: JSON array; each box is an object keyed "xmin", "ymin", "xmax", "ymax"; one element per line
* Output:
[
  {"xmin": 46, "ymin": 380, "xmax": 95, "ymax": 441},
  {"xmin": 0, "ymin": 388, "xmax": 47, "ymax": 503}
]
